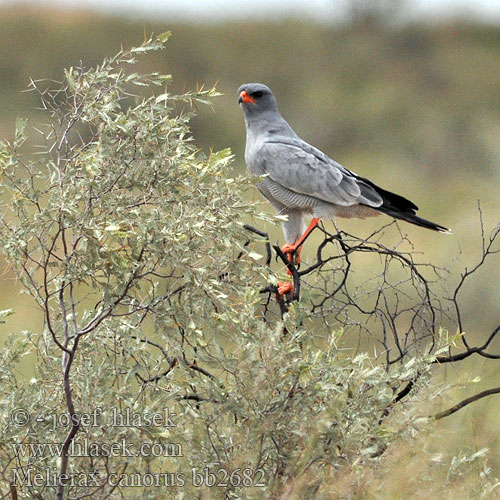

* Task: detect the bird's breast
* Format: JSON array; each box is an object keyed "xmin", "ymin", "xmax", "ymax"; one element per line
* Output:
[{"xmin": 245, "ymin": 143, "xmax": 267, "ymax": 176}]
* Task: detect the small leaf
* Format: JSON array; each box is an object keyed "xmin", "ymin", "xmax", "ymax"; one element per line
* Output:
[
  {"xmin": 155, "ymin": 94, "xmax": 169, "ymax": 104},
  {"xmin": 0, "ymin": 309, "xmax": 13, "ymax": 323},
  {"xmin": 248, "ymin": 252, "xmax": 263, "ymax": 261},
  {"xmin": 157, "ymin": 31, "xmax": 172, "ymax": 43},
  {"xmin": 469, "ymin": 448, "xmax": 489, "ymax": 461},
  {"xmin": 275, "ymin": 214, "xmax": 289, "ymax": 222}
]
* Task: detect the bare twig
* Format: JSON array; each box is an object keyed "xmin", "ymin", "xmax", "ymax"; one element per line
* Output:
[{"xmin": 435, "ymin": 386, "xmax": 500, "ymax": 419}]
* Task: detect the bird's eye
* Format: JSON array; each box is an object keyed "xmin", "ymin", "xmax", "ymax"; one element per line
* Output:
[{"xmin": 252, "ymin": 91, "xmax": 263, "ymax": 98}]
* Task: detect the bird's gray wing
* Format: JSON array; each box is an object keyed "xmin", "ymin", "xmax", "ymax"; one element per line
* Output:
[{"xmin": 257, "ymin": 137, "xmax": 384, "ymax": 207}]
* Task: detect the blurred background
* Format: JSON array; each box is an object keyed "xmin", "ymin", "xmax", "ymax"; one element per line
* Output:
[{"xmin": 1, "ymin": 0, "xmax": 500, "ymax": 487}]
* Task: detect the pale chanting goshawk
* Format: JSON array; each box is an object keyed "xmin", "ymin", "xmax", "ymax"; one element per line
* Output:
[{"xmin": 238, "ymin": 83, "xmax": 449, "ymax": 295}]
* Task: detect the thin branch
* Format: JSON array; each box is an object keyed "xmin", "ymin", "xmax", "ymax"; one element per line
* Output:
[
  {"xmin": 77, "ymin": 247, "xmax": 146, "ymax": 336},
  {"xmin": 244, "ymin": 224, "xmax": 272, "ymax": 265},
  {"xmin": 434, "ymin": 386, "xmax": 500, "ymax": 419}
]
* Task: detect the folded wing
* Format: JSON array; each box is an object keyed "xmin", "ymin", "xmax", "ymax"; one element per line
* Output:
[{"xmin": 257, "ymin": 137, "xmax": 384, "ymax": 208}]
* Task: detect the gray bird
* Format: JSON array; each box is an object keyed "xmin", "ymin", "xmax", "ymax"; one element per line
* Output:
[{"xmin": 238, "ymin": 83, "xmax": 449, "ymax": 294}]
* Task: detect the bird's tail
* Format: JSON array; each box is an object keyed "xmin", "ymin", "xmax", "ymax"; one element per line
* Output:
[
  {"xmin": 360, "ymin": 176, "xmax": 451, "ymax": 234},
  {"xmin": 376, "ymin": 206, "xmax": 451, "ymax": 234}
]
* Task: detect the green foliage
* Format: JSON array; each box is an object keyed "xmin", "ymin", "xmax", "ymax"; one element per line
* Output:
[{"xmin": 0, "ymin": 36, "xmax": 443, "ymax": 499}]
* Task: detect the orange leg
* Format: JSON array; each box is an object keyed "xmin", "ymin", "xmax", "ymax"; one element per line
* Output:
[
  {"xmin": 281, "ymin": 218, "xmax": 319, "ymax": 268},
  {"xmin": 277, "ymin": 218, "xmax": 319, "ymax": 296}
]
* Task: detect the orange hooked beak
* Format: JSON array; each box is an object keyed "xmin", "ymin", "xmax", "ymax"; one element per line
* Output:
[{"xmin": 239, "ymin": 90, "xmax": 256, "ymax": 104}]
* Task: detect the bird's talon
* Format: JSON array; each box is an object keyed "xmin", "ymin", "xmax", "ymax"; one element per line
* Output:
[
  {"xmin": 281, "ymin": 243, "xmax": 296, "ymax": 255},
  {"xmin": 277, "ymin": 281, "xmax": 293, "ymax": 297},
  {"xmin": 280, "ymin": 244, "xmax": 302, "ymax": 267}
]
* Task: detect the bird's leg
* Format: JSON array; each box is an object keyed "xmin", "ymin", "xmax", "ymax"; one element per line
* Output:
[
  {"xmin": 276, "ymin": 218, "xmax": 319, "ymax": 297},
  {"xmin": 281, "ymin": 217, "xmax": 319, "ymax": 270}
]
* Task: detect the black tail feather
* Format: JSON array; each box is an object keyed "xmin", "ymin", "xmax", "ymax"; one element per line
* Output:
[
  {"xmin": 376, "ymin": 206, "xmax": 451, "ymax": 233},
  {"xmin": 358, "ymin": 175, "xmax": 451, "ymax": 234}
]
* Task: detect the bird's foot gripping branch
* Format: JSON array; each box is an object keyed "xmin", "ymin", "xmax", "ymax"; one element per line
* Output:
[
  {"xmin": 244, "ymin": 211, "xmax": 500, "ymax": 422},
  {"xmin": 246, "ymin": 220, "xmax": 442, "ymax": 325}
]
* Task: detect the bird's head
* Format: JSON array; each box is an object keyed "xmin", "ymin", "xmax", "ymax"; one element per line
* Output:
[{"xmin": 237, "ymin": 83, "xmax": 279, "ymax": 116}]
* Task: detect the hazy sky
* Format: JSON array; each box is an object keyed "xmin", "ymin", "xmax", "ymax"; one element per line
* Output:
[{"xmin": 2, "ymin": 0, "xmax": 500, "ymax": 22}]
